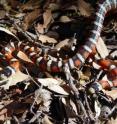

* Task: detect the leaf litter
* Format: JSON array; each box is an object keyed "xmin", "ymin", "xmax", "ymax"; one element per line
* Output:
[{"xmin": 0, "ymin": 0, "xmax": 117, "ymax": 124}]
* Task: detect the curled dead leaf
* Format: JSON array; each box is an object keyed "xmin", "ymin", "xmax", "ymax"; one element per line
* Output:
[
  {"xmin": 59, "ymin": 16, "xmax": 71, "ymax": 22},
  {"xmin": 54, "ymin": 39, "xmax": 70, "ymax": 50},
  {"xmin": 39, "ymin": 34, "xmax": 57, "ymax": 44},
  {"xmin": 0, "ymin": 27, "xmax": 19, "ymax": 41},
  {"xmin": 38, "ymin": 78, "xmax": 69, "ymax": 95}
]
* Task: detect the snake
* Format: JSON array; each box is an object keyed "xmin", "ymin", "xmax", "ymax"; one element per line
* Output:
[{"xmin": 0, "ymin": 0, "xmax": 117, "ymax": 86}]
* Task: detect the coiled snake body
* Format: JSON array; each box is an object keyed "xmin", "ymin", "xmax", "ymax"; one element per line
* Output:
[{"xmin": 0, "ymin": 0, "xmax": 117, "ymax": 84}]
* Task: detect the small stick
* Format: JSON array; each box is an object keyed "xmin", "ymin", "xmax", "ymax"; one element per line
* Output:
[
  {"xmin": 64, "ymin": 64, "xmax": 88, "ymax": 119},
  {"xmin": 84, "ymin": 91, "xmax": 95, "ymax": 121}
]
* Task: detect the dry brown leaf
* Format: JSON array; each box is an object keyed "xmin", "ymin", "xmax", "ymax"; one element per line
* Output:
[
  {"xmin": 20, "ymin": 0, "xmax": 40, "ymax": 11},
  {"xmin": 0, "ymin": 10, "xmax": 6, "ymax": 19},
  {"xmin": 67, "ymin": 5, "xmax": 78, "ymax": 12},
  {"xmin": 11, "ymin": 71, "xmax": 29, "ymax": 84},
  {"xmin": 36, "ymin": 23, "xmax": 45, "ymax": 34},
  {"xmin": 7, "ymin": 0, "xmax": 21, "ymax": 9},
  {"xmin": 35, "ymin": 9, "xmax": 53, "ymax": 34},
  {"xmin": 0, "ymin": 108, "xmax": 7, "ymax": 116},
  {"xmin": 6, "ymin": 101, "xmax": 29, "ymax": 116},
  {"xmin": 42, "ymin": 115, "xmax": 53, "ymax": 124},
  {"xmin": 15, "ymin": 13, "xmax": 25, "ymax": 18},
  {"xmin": 104, "ymin": 90, "xmax": 117, "ymax": 100},
  {"xmin": 92, "ymin": 61, "xmax": 101, "ymax": 69},
  {"xmin": 78, "ymin": 0, "xmax": 93, "ymax": 16},
  {"xmin": 0, "ymin": 27, "xmax": 19, "ymax": 41},
  {"xmin": 38, "ymin": 78, "xmax": 69, "ymax": 95},
  {"xmin": 39, "ymin": 34, "xmax": 57, "ymax": 43},
  {"xmin": 0, "ymin": 114, "xmax": 5, "ymax": 121},
  {"xmin": 0, "ymin": 0, "xmax": 11, "ymax": 11},
  {"xmin": 96, "ymin": 37, "xmax": 109, "ymax": 59},
  {"xmin": 54, "ymin": 39, "xmax": 70, "ymax": 50},
  {"xmin": 23, "ymin": 9, "xmax": 41, "ymax": 30},
  {"xmin": 43, "ymin": 9, "xmax": 53, "ymax": 29},
  {"xmin": 48, "ymin": 3, "xmax": 59, "ymax": 11},
  {"xmin": 1, "ymin": 71, "xmax": 29, "ymax": 89},
  {"xmin": 59, "ymin": 16, "xmax": 71, "ymax": 22},
  {"xmin": 17, "ymin": 51, "xmax": 33, "ymax": 63},
  {"xmin": 80, "ymin": 72, "xmax": 90, "ymax": 81}
]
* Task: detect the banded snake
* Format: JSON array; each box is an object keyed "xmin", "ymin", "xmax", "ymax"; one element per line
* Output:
[{"xmin": 0, "ymin": 0, "xmax": 117, "ymax": 89}]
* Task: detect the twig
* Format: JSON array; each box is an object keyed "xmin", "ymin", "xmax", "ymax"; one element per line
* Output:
[
  {"xmin": 64, "ymin": 63, "xmax": 88, "ymax": 119},
  {"xmin": 84, "ymin": 91, "xmax": 95, "ymax": 122},
  {"xmin": 13, "ymin": 116, "xmax": 20, "ymax": 124}
]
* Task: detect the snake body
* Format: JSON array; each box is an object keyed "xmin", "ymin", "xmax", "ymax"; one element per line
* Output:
[
  {"xmin": 67, "ymin": 0, "xmax": 117, "ymax": 69},
  {"xmin": 0, "ymin": 0, "xmax": 117, "ymax": 83}
]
